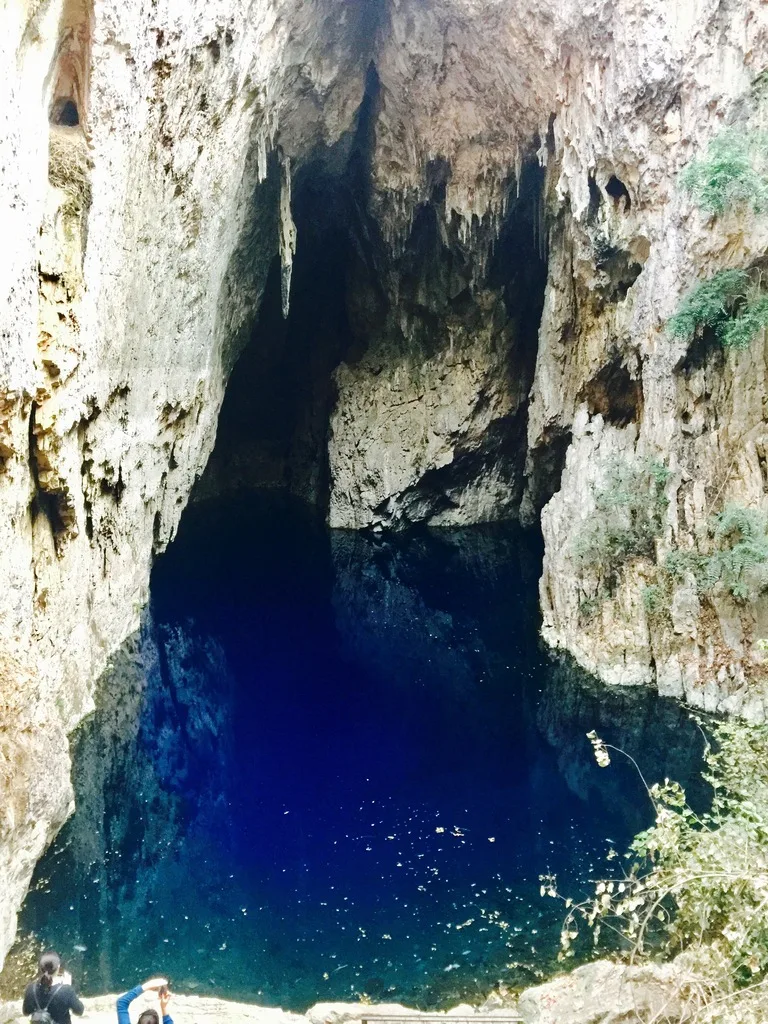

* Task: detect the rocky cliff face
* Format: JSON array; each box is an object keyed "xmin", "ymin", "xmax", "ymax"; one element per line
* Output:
[
  {"xmin": 531, "ymin": 8, "xmax": 768, "ymax": 719},
  {"xmin": 1, "ymin": 0, "xmax": 369, "ymax": 962},
  {"xmin": 2, "ymin": 0, "xmax": 768, "ymax": 968}
]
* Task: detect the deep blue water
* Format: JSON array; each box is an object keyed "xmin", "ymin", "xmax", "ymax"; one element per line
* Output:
[{"xmin": 6, "ymin": 498, "xmax": 705, "ymax": 1009}]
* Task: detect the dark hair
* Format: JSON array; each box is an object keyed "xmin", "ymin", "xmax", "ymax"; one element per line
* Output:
[
  {"xmin": 138, "ymin": 1011, "xmax": 159, "ymax": 1024},
  {"xmin": 38, "ymin": 952, "xmax": 61, "ymax": 991}
]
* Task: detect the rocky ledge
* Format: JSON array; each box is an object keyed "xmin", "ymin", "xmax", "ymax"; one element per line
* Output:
[{"xmin": 0, "ymin": 961, "xmax": 684, "ymax": 1024}]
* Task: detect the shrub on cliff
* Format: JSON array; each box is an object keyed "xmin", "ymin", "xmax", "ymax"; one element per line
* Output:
[
  {"xmin": 665, "ymin": 504, "xmax": 768, "ymax": 602},
  {"xmin": 680, "ymin": 128, "xmax": 768, "ymax": 215},
  {"xmin": 574, "ymin": 458, "xmax": 671, "ymax": 592},
  {"xmin": 544, "ymin": 720, "xmax": 768, "ymax": 1023},
  {"xmin": 667, "ymin": 269, "xmax": 768, "ymax": 350}
]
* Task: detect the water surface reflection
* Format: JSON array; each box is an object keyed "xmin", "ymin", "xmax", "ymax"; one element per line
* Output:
[{"xmin": 4, "ymin": 499, "xmax": 705, "ymax": 1009}]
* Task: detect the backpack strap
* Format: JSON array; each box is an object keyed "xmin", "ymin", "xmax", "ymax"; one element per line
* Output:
[{"xmin": 34, "ymin": 983, "xmax": 61, "ymax": 1011}]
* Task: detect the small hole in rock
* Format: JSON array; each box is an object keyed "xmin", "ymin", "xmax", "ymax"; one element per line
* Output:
[
  {"xmin": 51, "ymin": 98, "xmax": 80, "ymax": 127},
  {"xmin": 605, "ymin": 174, "xmax": 631, "ymax": 210},
  {"xmin": 579, "ymin": 357, "xmax": 643, "ymax": 426}
]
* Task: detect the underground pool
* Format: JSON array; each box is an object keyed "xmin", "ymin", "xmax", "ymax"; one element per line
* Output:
[{"xmin": 4, "ymin": 497, "xmax": 706, "ymax": 1010}]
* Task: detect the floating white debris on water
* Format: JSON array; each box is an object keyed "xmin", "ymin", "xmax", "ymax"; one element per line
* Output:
[{"xmin": 14, "ymin": 519, "xmax": 683, "ymax": 1011}]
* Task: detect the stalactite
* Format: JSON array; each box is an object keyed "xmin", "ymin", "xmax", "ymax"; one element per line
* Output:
[
  {"xmin": 254, "ymin": 108, "xmax": 279, "ymax": 184},
  {"xmin": 279, "ymin": 154, "xmax": 297, "ymax": 319},
  {"xmin": 379, "ymin": 186, "xmax": 421, "ymax": 256},
  {"xmin": 256, "ymin": 132, "xmax": 268, "ymax": 183}
]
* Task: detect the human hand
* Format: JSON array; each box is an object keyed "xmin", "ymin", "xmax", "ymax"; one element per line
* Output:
[
  {"xmin": 142, "ymin": 979, "xmax": 168, "ymax": 992},
  {"xmin": 159, "ymin": 989, "xmax": 172, "ymax": 1017},
  {"xmin": 58, "ymin": 971, "xmax": 72, "ymax": 986}
]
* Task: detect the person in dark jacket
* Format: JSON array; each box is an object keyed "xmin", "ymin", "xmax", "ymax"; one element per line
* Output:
[
  {"xmin": 23, "ymin": 951, "xmax": 84, "ymax": 1024},
  {"xmin": 116, "ymin": 977, "xmax": 172, "ymax": 1024}
]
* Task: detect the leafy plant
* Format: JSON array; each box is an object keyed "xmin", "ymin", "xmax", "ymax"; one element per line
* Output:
[
  {"xmin": 680, "ymin": 128, "xmax": 768, "ymax": 215},
  {"xmin": 665, "ymin": 504, "xmax": 768, "ymax": 602},
  {"xmin": 642, "ymin": 583, "xmax": 665, "ymax": 618},
  {"xmin": 543, "ymin": 719, "xmax": 768, "ymax": 1024},
  {"xmin": 574, "ymin": 458, "xmax": 671, "ymax": 591},
  {"xmin": 578, "ymin": 595, "xmax": 601, "ymax": 623},
  {"xmin": 720, "ymin": 295, "xmax": 768, "ymax": 350},
  {"xmin": 667, "ymin": 270, "xmax": 768, "ymax": 350}
]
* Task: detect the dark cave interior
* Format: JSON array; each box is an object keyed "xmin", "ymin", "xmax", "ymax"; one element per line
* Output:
[{"xmin": 199, "ymin": 74, "xmax": 551, "ymax": 525}]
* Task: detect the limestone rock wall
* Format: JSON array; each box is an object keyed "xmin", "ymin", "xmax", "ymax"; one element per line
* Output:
[
  {"xmin": 530, "ymin": 5, "xmax": 768, "ymax": 718},
  {"xmin": 3, "ymin": 0, "xmax": 768, "ymax": 973},
  {"xmin": 0, "ymin": 0, "xmax": 370, "ymax": 965},
  {"xmin": 328, "ymin": 175, "xmax": 546, "ymax": 529},
  {"xmin": 324, "ymin": 0, "xmax": 768, "ymax": 716}
]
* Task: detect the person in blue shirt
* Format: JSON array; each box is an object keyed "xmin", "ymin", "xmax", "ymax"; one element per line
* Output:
[{"xmin": 116, "ymin": 977, "xmax": 172, "ymax": 1024}]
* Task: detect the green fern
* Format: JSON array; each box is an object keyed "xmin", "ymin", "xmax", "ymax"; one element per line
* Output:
[
  {"xmin": 664, "ymin": 504, "xmax": 768, "ymax": 602},
  {"xmin": 752, "ymin": 68, "xmax": 768, "ymax": 101},
  {"xmin": 667, "ymin": 270, "xmax": 749, "ymax": 341},
  {"xmin": 680, "ymin": 128, "xmax": 768, "ymax": 215},
  {"xmin": 667, "ymin": 270, "xmax": 768, "ymax": 350},
  {"xmin": 713, "ymin": 505, "xmax": 768, "ymax": 597},
  {"xmin": 642, "ymin": 583, "xmax": 665, "ymax": 618},
  {"xmin": 720, "ymin": 295, "xmax": 768, "ymax": 349}
]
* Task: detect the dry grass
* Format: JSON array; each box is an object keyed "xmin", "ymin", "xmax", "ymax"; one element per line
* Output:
[{"xmin": 48, "ymin": 126, "xmax": 91, "ymax": 211}]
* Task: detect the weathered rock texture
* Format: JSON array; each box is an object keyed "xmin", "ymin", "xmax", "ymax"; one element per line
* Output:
[
  {"xmin": 529, "ymin": 10, "xmax": 768, "ymax": 721},
  {"xmin": 517, "ymin": 959, "xmax": 684, "ymax": 1024},
  {"xmin": 327, "ymin": 162, "xmax": 546, "ymax": 529},
  {"xmin": 0, "ymin": 0, "xmax": 372, "ymax": 963},
  {"xmin": 2, "ymin": 0, "xmax": 768, "ymax": 973}
]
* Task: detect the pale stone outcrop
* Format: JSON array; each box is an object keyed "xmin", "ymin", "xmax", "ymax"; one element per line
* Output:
[
  {"xmin": 0, "ymin": 975, "xmax": 687, "ymax": 1024},
  {"xmin": 328, "ymin": 226, "xmax": 543, "ymax": 529},
  {"xmin": 531, "ymin": 10, "xmax": 768, "ymax": 718},
  {"xmin": 517, "ymin": 959, "xmax": 684, "ymax": 1024}
]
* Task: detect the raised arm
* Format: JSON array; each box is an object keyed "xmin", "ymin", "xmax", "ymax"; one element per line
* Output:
[
  {"xmin": 159, "ymin": 988, "xmax": 173, "ymax": 1024},
  {"xmin": 116, "ymin": 980, "xmax": 167, "ymax": 1024},
  {"xmin": 116, "ymin": 985, "xmax": 144, "ymax": 1024}
]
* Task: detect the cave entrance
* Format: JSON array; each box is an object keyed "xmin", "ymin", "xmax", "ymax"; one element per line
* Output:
[
  {"xmin": 198, "ymin": 81, "xmax": 549, "ymax": 529},
  {"xmin": 50, "ymin": 97, "xmax": 80, "ymax": 126},
  {"xmin": 198, "ymin": 146, "xmax": 367, "ymax": 507},
  {"xmin": 4, "ymin": 90, "xmax": 710, "ymax": 1003}
]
